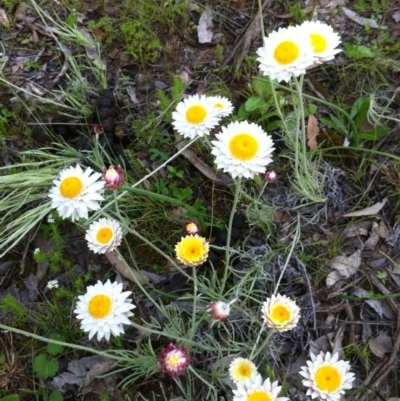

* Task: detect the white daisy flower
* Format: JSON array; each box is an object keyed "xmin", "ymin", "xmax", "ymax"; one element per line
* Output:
[
  {"xmin": 233, "ymin": 374, "xmax": 289, "ymax": 401},
  {"xmin": 171, "ymin": 94, "xmax": 220, "ymax": 139},
  {"xmin": 256, "ymin": 25, "xmax": 315, "ymax": 82},
  {"xmin": 85, "ymin": 218, "xmax": 123, "ymax": 254},
  {"xmin": 46, "ymin": 280, "xmax": 59, "ymax": 290},
  {"xmin": 300, "ymin": 351, "xmax": 355, "ymax": 401},
  {"xmin": 261, "ymin": 294, "xmax": 300, "ymax": 332},
  {"xmin": 209, "ymin": 95, "xmax": 234, "ymax": 117},
  {"xmin": 211, "ymin": 121, "xmax": 275, "ymax": 179},
  {"xmin": 229, "ymin": 357, "xmax": 258, "ymax": 385},
  {"xmin": 48, "ymin": 164, "xmax": 104, "ymax": 222},
  {"xmin": 74, "ymin": 279, "xmax": 136, "ymax": 341},
  {"xmin": 300, "ymin": 20, "xmax": 341, "ymax": 63}
]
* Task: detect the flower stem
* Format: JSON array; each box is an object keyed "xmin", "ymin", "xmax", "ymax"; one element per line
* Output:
[
  {"xmin": 250, "ymin": 326, "xmax": 274, "ymax": 360},
  {"xmin": 220, "ymin": 177, "xmax": 242, "ymax": 295}
]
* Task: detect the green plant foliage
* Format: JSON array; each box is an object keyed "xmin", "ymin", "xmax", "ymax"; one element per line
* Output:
[
  {"xmin": 47, "ymin": 334, "xmax": 66, "ymax": 356},
  {"xmin": 49, "ymin": 390, "xmax": 63, "ymax": 401},
  {"xmin": 0, "ymin": 396, "xmax": 20, "ymax": 401},
  {"xmin": 344, "ymin": 43, "xmax": 376, "ymax": 59},
  {"xmin": 32, "ymin": 354, "xmax": 59, "ymax": 379}
]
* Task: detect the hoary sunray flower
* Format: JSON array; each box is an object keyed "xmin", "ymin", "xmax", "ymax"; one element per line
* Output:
[
  {"xmin": 102, "ymin": 165, "xmax": 125, "ymax": 190},
  {"xmin": 233, "ymin": 374, "xmax": 289, "ymax": 401},
  {"xmin": 209, "ymin": 95, "xmax": 234, "ymax": 117},
  {"xmin": 261, "ymin": 294, "xmax": 300, "ymax": 332},
  {"xmin": 175, "ymin": 234, "xmax": 209, "ymax": 267},
  {"xmin": 171, "ymin": 94, "xmax": 220, "ymax": 139},
  {"xmin": 300, "ymin": 351, "xmax": 355, "ymax": 401},
  {"xmin": 74, "ymin": 279, "xmax": 135, "ymax": 341},
  {"xmin": 229, "ymin": 357, "xmax": 258, "ymax": 385},
  {"xmin": 256, "ymin": 25, "xmax": 315, "ymax": 82},
  {"xmin": 158, "ymin": 343, "xmax": 191, "ymax": 379},
  {"xmin": 85, "ymin": 218, "xmax": 123, "ymax": 254},
  {"xmin": 300, "ymin": 20, "xmax": 341, "ymax": 63},
  {"xmin": 48, "ymin": 164, "xmax": 104, "ymax": 222},
  {"xmin": 208, "ymin": 299, "xmax": 237, "ymax": 323},
  {"xmin": 211, "ymin": 121, "xmax": 275, "ymax": 179}
]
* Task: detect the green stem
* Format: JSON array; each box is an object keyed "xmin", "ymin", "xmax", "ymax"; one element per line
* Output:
[
  {"xmin": 220, "ymin": 177, "xmax": 242, "ymax": 295},
  {"xmin": 257, "ymin": 0, "xmax": 265, "ymax": 40},
  {"xmin": 263, "ymin": 78, "xmax": 359, "ymax": 145},
  {"xmin": 0, "ymin": 324, "xmax": 129, "ymax": 363},
  {"xmin": 250, "ymin": 327, "xmax": 274, "ymax": 360}
]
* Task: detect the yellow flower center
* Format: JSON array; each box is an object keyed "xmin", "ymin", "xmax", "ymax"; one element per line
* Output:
[
  {"xmin": 186, "ymin": 105, "xmax": 207, "ymax": 125},
  {"xmin": 60, "ymin": 176, "xmax": 83, "ymax": 199},
  {"xmin": 215, "ymin": 102, "xmax": 224, "ymax": 109},
  {"xmin": 229, "ymin": 134, "xmax": 259, "ymax": 161},
  {"xmin": 314, "ymin": 365, "xmax": 342, "ymax": 393},
  {"xmin": 310, "ymin": 34, "xmax": 327, "ymax": 53},
  {"xmin": 247, "ymin": 391, "xmax": 272, "ymax": 401},
  {"xmin": 273, "ymin": 41, "xmax": 299, "ymax": 65},
  {"xmin": 96, "ymin": 227, "xmax": 114, "ymax": 245},
  {"xmin": 270, "ymin": 303, "xmax": 291, "ymax": 325},
  {"xmin": 178, "ymin": 237, "xmax": 205, "ymax": 263},
  {"xmin": 166, "ymin": 354, "xmax": 181, "ymax": 369},
  {"xmin": 235, "ymin": 363, "xmax": 253, "ymax": 379},
  {"xmin": 88, "ymin": 294, "xmax": 112, "ymax": 319}
]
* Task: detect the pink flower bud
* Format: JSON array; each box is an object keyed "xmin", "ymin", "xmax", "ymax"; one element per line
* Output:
[
  {"xmin": 158, "ymin": 344, "xmax": 191, "ymax": 380},
  {"xmin": 207, "ymin": 299, "xmax": 237, "ymax": 323},
  {"xmin": 93, "ymin": 124, "xmax": 104, "ymax": 135},
  {"xmin": 184, "ymin": 220, "xmax": 201, "ymax": 236},
  {"xmin": 102, "ymin": 165, "xmax": 124, "ymax": 190},
  {"xmin": 265, "ymin": 170, "xmax": 277, "ymax": 183}
]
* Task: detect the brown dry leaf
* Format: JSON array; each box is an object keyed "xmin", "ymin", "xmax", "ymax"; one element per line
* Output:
[
  {"xmin": 307, "ymin": 115, "xmax": 319, "ymax": 149},
  {"xmin": 169, "ymin": 206, "xmax": 188, "ymax": 225},
  {"xmin": 369, "ymin": 333, "xmax": 393, "ymax": 358},
  {"xmin": 343, "ymin": 198, "xmax": 387, "ymax": 217},
  {"xmin": 372, "ymin": 220, "xmax": 390, "ymax": 238},
  {"xmin": 342, "ymin": 7, "xmax": 388, "ymax": 29},
  {"xmin": 326, "ymin": 249, "xmax": 361, "ymax": 287},
  {"xmin": 105, "ymin": 251, "xmax": 149, "ymax": 285},
  {"xmin": 0, "ymin": 8, "xmax": 10, "ymax": 29},
  {"xmin": 197, "ymin": 7, "xmax": 213, "ymax": 43},
  {"xmin": 78, "ymin": 26, "xmax": 106, "ymax": 70}
]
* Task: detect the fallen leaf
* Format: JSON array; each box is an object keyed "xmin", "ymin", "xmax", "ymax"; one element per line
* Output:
[
  {"xmin": 197, "ymin": 7, "xmax": 213, "ymax": 43},
  {"xmin": 307, "ymin": 114, "xmax": 319, "ymax": 149},
  {"xmin": 392, "ymin": 10, "xmax": 400, "ymax": 22},
  {"xmin": 78, "ymin": 26, "xmax": 106, "ymax": 70},
  {"xmin": 369, "ymin": 333, "xmax": 393, "ymax": 358},
  {"xmin": 105, "ymin": 251, "xmax": 149, "ymax": 285},
  {"xmin": 342, "ymin": 7, "xmax": 388, "ymax": 29},
  {"xmin": 343, "ymin": 198, "xmax": 387, "ymax": 217},
  {"xmin": 372, "ymin": 220, "xmax": 390, "ymax": 238},
  {"xmin": 169, "ymin": 206, "xmax": 188, "ymax": 225},
  {"xmin": 326, "ymin": 250, "xmax": 361, "ymax": 286},
  {"xmin": 0, "ymin": 8, "xmax": 10, "ymax": 29},
  {"xmin": 352, "ymin": 288, "xmax": 395, "ymax": 319},
  {"xmin": 364, "ymin": 231, "xmax": 379, "ymax": 250}
]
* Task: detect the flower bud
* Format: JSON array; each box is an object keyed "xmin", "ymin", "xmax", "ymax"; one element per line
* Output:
[
  {"xmin": 102, "ymin": 165, "xmax": 124, "ymax": 190},
  {"xmin": 207, "ymin": 299, "xmax": 237, "ymax": 322},
  {"xmin": 265, "ymin": 170, "xmax": 277, "ymax": 183},
  {"xmin": 184, "ymin": 220, "xmax": 201, "ymax": 236}
]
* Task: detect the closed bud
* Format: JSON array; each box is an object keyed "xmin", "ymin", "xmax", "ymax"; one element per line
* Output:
[{"xmin": 102, "ymin": 165, "xmax": 125, "ymax": 190}]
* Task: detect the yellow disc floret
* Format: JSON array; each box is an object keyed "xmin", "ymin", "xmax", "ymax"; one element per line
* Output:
[
  {"xmin": 310, "ymin": 34, "xmax": 327, "ymax": 53},
  {"xmin": 186, "ymin": 105, "xmax": 207, "ymax": 125},
  {"xmin": 60, "ymin": 176, "xmax": 83, "ymax": 199},
  {"xmin": 247, "ymin": 391, "xmax": 272, "ymax": 401},
  {"xmin": 314, "ymin": 366, "xmax": 342, "ymax": 393},
  {"xmin": 88, "ymin": 294, "xmax": 112, "ymax": 319},
  {"xmin": 273, "ymin": 41, "xmax": 299, "ymax": 65},
  {"xmin": 229, "ymin": 134, "xmax": 259, "ymax": 161},
  {"xmin": 96, "ymin": 227, "xmax": 114, "ymax": 245},
  {"xmin": 270, "ymin": 303, "xmax": 291, "ymax": 325}
]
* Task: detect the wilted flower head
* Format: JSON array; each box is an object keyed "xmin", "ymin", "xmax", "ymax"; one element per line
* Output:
[
  {"xmin": 229, "ymin": 357, "xmax": 258, "ymax": 385},
  {"xmin": 208, "ymin": 299, "xmax": 237, "ymax": 322},
  {"xmin": 300, "ymin": 351, "xmax": 355, "ymax": 401},
  {"xmin": 93, "ymin": 124, "xmax": 104, "ymax": 135},
  {"xmin": 233, "ymin": 374, "xmax": 289, "ymax": 401},
  {"xmin": 261, "ymin": 293, "xmax": 300, "ymax": 332},
  {"xmin": 102, "ymin": 165, "xmax": 125, "ymax": 190},
  {"xmin": 265, "ymin": 170, "xmax": 277, "ymax": 183},
  {"xmin": 158, "ymin": 343, "xmax": 191, "ymax": 380},
  {"xmin": 175, "ymin": 234, "xmax": 209, "ymax": 267},
  {"xmin": 184, "ymin": 220, "xmax": 201, "ymax": 236}
]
